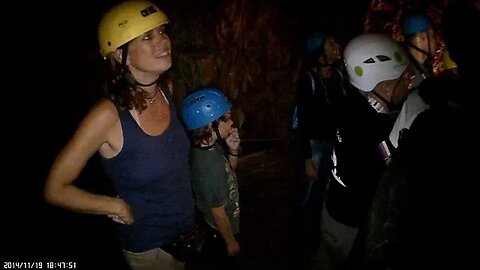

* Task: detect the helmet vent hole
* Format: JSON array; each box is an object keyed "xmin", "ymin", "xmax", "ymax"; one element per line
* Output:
[
  {"xmin": 363, "ymin": 58, "xmax": 375, "ymax": 64},
  {"xmin": 376, "ymin": 55, "xmax": 391, "ymax": 62}
]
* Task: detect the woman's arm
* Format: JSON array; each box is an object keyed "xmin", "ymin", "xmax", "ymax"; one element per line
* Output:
[{"xmin": 44, "ymin": 99, "xmax": 133, "ymax": 224}]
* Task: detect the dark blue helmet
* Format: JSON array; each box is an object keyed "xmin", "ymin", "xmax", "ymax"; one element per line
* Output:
[
  {"xmin": 305, "ymin": 32, "xmax": 326, "ymax": 55},
  {"xmin": 403, "ymin": 15, "xmax": 432, "ymax": 36}
]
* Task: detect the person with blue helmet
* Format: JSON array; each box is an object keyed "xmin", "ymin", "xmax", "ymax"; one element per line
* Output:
[
  {"xmin": 289, "ymin": 30, "xmax": 346, "ymax": 256},
  {"xmin": 397, "ymin": 2, "xmax": 480, "ymax": 267},
  {"xmin": 364, "ymin": 3, "xmax": 480, "ymax": 269},
  {"xmin": 402, "ymin": 14, "xmax": 436, "ymax": 80},
  {"xmin": 181, "ymin": 87, "xmax": 241, "ymax": 270},
  {"xmin": 388, "ymin": 14, "xmax": 438, "ymax": 149},
  {"xmin": 298, "ymin": 31, "xmax": 343, "ymax": 181}
]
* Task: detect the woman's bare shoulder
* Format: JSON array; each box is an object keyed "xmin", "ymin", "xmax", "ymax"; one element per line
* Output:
[{"xmin": 81, "ymin": 98, "xmax": 120, "ymax": 129}]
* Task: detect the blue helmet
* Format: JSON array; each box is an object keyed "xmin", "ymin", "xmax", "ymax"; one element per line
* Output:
[
  {"xmin": 181, "ymin": 87, "xmax": 232, "ymax": 130},
  {"xmin": 305, "ymin": 32, "xmax": 326, "ymax": 55},
  {"xmin": 403, "ymin": 15, "xmax": 432, "ymax": 36}
]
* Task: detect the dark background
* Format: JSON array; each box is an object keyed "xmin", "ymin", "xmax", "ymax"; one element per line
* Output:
[{"xmin": 4, "ymin": 0, "xmax": 446, "ymax": 269}]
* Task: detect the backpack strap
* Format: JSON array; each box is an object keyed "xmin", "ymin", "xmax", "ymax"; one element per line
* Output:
[{"xmin": 306, "ymin": 70, "xmax": 316, "ymax": 96}]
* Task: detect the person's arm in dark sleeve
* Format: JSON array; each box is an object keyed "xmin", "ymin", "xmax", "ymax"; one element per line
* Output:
[{"xmin": 296, "ymin": 71, "xmax": 317, "ymax": 179}]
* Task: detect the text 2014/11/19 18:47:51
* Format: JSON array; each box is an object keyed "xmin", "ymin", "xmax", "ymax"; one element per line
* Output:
[{"xmin": 3, "ymin": 261, "xmax": 77, "ymax": 269}]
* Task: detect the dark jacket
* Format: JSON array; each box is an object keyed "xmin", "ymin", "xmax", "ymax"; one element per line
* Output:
[
  {"xmin": 295, "ymin": 67, "xmax": 344, "ymax": 159},
  {"xmin": 326, "ymin": 88, "xmax": 396, "ymax": 228}
]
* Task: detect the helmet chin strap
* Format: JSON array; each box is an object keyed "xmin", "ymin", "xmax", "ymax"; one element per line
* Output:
[
  {"xmin": 367, "ymin": 92, "xmax": 401, "ymax": 119},
  {"xmin": 196, "ymin": 123, "xmax": 224, "ymax": 150},
  {"xmin": 212, "ymin": 122, "xmax": 224, "ymax": 142},
  {"xmin": 406, "ymin": 35, "xmax": 434, "ymax": 76},
  {"xmin": 212, "ymin": 121, "xmax": 229, "ymax": 155},
  {"xmin": 370, "ymin": 78, "xmax": 403, "ymax": 114},
  {"xmin": 371, "ymin": 91, "xmax": 394, "ymax": 112},
  {"xmin": 407, "ymin": 40, "xmax": 431, "ymax": 59}
]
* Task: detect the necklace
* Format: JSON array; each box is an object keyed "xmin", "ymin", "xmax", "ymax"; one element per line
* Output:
[{"xmin": 143, "ymin": 88, "xmax": 160, "ymax": 104}]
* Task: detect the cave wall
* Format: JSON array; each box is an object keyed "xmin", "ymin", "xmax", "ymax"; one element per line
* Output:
[
  {"xmin": 76, "ymin": 0, "xmax": 450, "ymax": 141},
  {"xmin": 169, "ymin": 0, "xmax": 298, "ymax": 140},
  {"xmin": 166, "ymin": 0, "xmax": 370, "ymax": 141}
]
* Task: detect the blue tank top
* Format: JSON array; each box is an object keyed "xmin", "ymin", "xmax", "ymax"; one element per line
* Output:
[{"xmin": 101, "ymin": 88, "xmax": 194, "ymax": 252}]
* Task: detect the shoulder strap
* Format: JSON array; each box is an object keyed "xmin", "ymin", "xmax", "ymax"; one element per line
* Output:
[
  {"xmin": 335, "ymin": 67, "xmax": 344, "ymax": 80},
  {"xmin": 159, "ymin": 81, "xmax": 172, "ymax": 105},
  {"xmin": 306, "ymin": 70, "xmax": 316, "ymax": 96}
]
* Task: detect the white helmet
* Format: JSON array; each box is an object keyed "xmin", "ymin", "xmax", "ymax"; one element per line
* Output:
[{"xmin": 344, "ymin": 33, "xmax": 409, "ymax": 92}]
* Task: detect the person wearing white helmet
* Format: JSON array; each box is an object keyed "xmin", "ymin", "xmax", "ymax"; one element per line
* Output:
[
  {"xmin": 310, "ymin": 33, "xmax": 414, "ymax": 270},
  {"xmin": 363, "ymin": 2, "xmax": 480, "ymax": 269},
  {"xmin": 44, "ymin": 1, "xmax": 195, "ymax": 269},
  {"xmin": 343, "ymin": 33, "xmax": 413, "ymax": 114}
]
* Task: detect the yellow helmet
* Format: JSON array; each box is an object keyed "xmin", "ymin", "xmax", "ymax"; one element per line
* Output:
[
  {"xmin": 98, "ymin": 0, "xmax": 169, "ymax": 57},
  {"xmin": 442, "ymin": 50, "xmax": 457, "ymax": 70}
]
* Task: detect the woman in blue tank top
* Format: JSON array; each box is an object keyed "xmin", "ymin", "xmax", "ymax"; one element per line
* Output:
[{"xmin": 43, "ymin": 1, "xmax": 194, "ymax": 269}]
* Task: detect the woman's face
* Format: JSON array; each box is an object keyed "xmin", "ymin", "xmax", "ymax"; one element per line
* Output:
[
  {"xmin": 127, "ymin": 25, "xmax": 172, "ymax": 75},
  {"xmin": 323, "ymin": 37, "xmax": 341, "ymax": 65}
]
